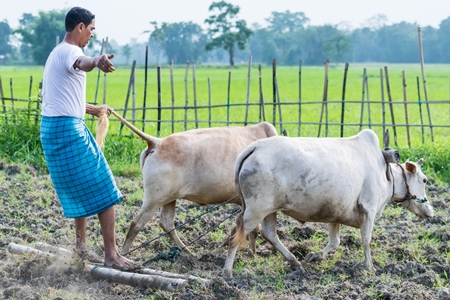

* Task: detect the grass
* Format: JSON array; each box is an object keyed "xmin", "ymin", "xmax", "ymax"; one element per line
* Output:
[{"xmin": 1, "ymin": 64, "xmax": 449, "ymax": 183}]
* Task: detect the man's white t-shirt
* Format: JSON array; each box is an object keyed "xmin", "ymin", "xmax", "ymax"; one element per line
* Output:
[{"xmin": 41, "ymin": 42, "xmax": 86, "ymax": 119}]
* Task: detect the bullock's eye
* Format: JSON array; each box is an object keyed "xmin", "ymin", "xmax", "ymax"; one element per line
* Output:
[{"xmin": 423, "ymin": 178, "xmax": 427, "ymax": 184}]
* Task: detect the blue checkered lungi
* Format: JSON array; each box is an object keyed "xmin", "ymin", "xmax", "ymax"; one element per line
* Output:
[{"xmin": 40, "ymin": 116, "xmax": 122, "ymax": 218}]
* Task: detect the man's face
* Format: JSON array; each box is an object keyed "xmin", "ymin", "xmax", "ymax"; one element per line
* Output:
[{"xmin": 80, "ymin": 19, "xmax": 95, "ymax": 48}]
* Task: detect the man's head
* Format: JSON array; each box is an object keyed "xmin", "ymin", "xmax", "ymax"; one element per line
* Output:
[
  {"xmin": 65, "ymin": 7, "xmax": 96, "ymax": 48},
  {"xmin": 65, "ymin": 7, "xmax": 95, "ymax": 32}
]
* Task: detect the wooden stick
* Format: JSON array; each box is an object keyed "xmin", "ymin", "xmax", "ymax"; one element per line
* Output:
[
  {"xmin": 417, "ymin": 27, "xmax": 434, "ymax": 141},
  {"xmin": 208, "ymin": 78, "xmax": 212, "ymax": 127},
  {"xmin": 192, "ymin": 62, "xmax": 198, "ymax": 129},
  {"xmin": 170, "ymin": 59, "xmax": 175, "ymax": 133},
  {"xmin": 157, "ymin": 66, "xmax": 161, "ymax": 136},
  {"xmin": 258, "ymin": 64, "xmax": 265, "ymax": 122},
  {"xmin": 340, "ymin": 62, "xmax": 349, "ymax": 137},
  {"xmin": 142, "ymin": 45, "xmax": 149, "ymax": 132},
  {"xmin": 384, "ymin": 66, "xmax": 398, "ymax": 147},
  {"xmin": 298, "ymin": 60, "xmax": 303, "ymax": 136},
  {"xmin": 272, "ymin": 59, "xmax": 277, "ymax": 127},
  {"xmin": 359, "ymin": 68, "xmax": 366, "ymax": 132},
  {"xmin": 244, "ymin": 56, "xmax": 252, "ymax": 126},
  {"xmin": 227, "ymin": 71, "xmax": 231, "ymax": 126},
  {"xmin": 380, "ymin": 68, "xmax": 386, "ymax": 137},
  {"xmin": 102, "ymin": 37, "xmax": 109, "ymax": 105},
  {"xmin": 120, "ymin": 60, "xmax": 136, "ymax": 135},
  {"xmin": 402, "ymin": 71, "xmax": 411, "ymax": 148},
  {"xmin": 10, "ymin": 243, "xmax": 190, "ymax": 290},
  {"xmin": 184, "ymin": 61, "xmax": 190, "ymax": 131},
  {"xmin": 416, "ymin": 76, "xmax": 425, "ymax": 144},
  {"xmin": 318, "ymin": 58, "xmax": 329, "ymax": 137}
]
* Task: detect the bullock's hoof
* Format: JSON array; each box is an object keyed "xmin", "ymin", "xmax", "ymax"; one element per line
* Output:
[
  {"xmin": 303, "ymin": 251, "xmax": 324, "ymax": 263},
  {"xmin": 223, "ymin": 269, "xmax": 233, "ymax": 279}
]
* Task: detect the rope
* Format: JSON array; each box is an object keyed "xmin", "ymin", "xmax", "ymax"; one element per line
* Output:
[
  {"xmin": 142, "ymin": 208, "xmax": 241, "ymax": 266},
  {"xmin": 125, "ymin": 195, "xmax": 239, "ymax": 255}
]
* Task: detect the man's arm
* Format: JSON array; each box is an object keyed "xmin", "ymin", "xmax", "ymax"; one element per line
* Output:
[
  {"xmin": 74, "ymin": 53, "xmax": 115, "ymax": 73},
  {"xmin": 86, "ymin": 104, "xmax": 112, "ymax": 118}
]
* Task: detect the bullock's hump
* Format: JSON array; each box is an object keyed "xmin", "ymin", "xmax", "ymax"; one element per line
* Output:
[{"xmin": 356, "ymin": 129, "xmax": 379, "ymax": 147}]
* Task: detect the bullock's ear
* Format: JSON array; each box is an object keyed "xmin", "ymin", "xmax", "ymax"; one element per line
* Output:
[
  {"xmin": 417, "ymin": 158, "xmax": 424, "ymax": 166},
  {"xmin": 405, "ymin": 161, "xmax": 417, "ymax": 174}
]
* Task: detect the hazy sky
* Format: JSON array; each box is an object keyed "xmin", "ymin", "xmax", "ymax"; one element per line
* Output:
[{"xmin": 1, "ymin": 0, "xmax": 448, "ymax": 45}]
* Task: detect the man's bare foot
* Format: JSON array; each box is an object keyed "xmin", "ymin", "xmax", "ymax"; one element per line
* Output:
[{"xmin": 104, "ymin": 254, "xmax": 141, "ymax": 271}]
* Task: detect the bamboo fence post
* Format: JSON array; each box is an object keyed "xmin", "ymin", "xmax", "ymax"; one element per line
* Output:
[
  {"xmin": 275, "ymin": 77, "xmax": 283, "ymax": 134},
  {"xmin": 418, "ymin": 27, "xmax": 434, "ymax": 141},
  {"xmin": 244, "ymin": 56, "xmax": 252, "ymax": 126},
  {"xmin": 9, "ymin": 78, "xmax": 15, "ymax": 124},
  {"xmin": 35, "ymin": 82, "xmax": 42, "ymax": 125},
  {"xmin": 318, "ymin": 58, "xmax": 329, "ymax": 137},
  {"xmin": 192, "ymin": 62, "xmax": 198, "ymax": 129},
  {"xmin": 298, "ymin": 60, "xmax": 303, "ymax": 137},
  {"xmin": 132, "ymin": 61, "xmax": 136, "ymax": 126},
  {"xmin": 340, "ymin": 62, "xmax": 349, "ymax": 137},
  {"xmin": 366, "ymin": 73, "xmax": 372, "ymax": 129},
  {"xmin": 384, "ymin": 66, "xmax": 398, "ymax": 147},
  {"xmin": 93, "ymin": 39, "xmax": 104, "ymax": 106},
  {"xmin": 120, "ymin": 60, "xmax": 136, "ymax": 135},
  {"xmin": 142, "ymin": 45, "xmax": 149, "ymax": 132},
  {"xmin": 157, "ymin": 66, "xmax": 162, "ymax": 137},
  {"xmin": 416, "ymin": 76, "xmax": 425, "ymax": 144},
  {"xmin": 227, "ymin": 71, "xmax": 231, "ymax": 126},
  {"xmin": 208, "ymin": 78, "xmax": 211, "ymax": 127},
  {"xmin": 184, "ymin": 61, "xmax": 190, "ymax": 131},
  {"xmin": 27, "ymin": 76, "xmax": 32, "ymax": 118},
  {"xmin": 0, "ymin": 76, "xmax": 6, "ymax": 124},
  {"xmin": 359, "ymin": 68, "xmax": 366, "ymax": 131},
  {"xmin": 272, "ymin": 59, "xmax": 277, "ymax": 127},
  {"xmin": 402, "ymin": 71, "xmax": 411, "ymax": 148},
  {"xmin": 258, "ymin": 64, "xmax": 265, "ymax": 122},
  {"xmin": 170, "ymin": 59, "xmax": 175, "ymax": 133},
  {"xmin": 380, "ymin": 68, "xmax": 386, "ymax": 137},
  {"xmin": 102, "ymin": 37, "xmax": 109, "ymax": 105}
]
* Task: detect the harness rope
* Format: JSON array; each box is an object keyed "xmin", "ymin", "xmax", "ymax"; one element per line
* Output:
[
  {"xmin": 389, "ymin": 163, "xmax": 428, "ymax": 208},
  {"xmin": 142, "ymin": 208, "xmax": 241, "ymax": 266},
  {"xmin": 124, "ymin": 195, "xmax": 240, "ymax": 256}
]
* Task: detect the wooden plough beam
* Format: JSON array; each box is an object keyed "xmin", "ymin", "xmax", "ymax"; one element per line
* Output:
[{"xmin": 8, "ymin": 242, "xmax": 209, "ymax": 291}]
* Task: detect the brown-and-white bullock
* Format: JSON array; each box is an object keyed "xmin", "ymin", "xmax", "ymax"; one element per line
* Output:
[
  {"xmin": 223, "ymin": 129, "xmax": 434, "ymax": 277},
  {"xmin": 115, "ymin": 116, "xmax": 278, "ymax": 255}
]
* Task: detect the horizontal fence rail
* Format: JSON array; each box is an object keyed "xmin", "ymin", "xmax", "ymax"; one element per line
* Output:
[{"xmin": 1, "ymin": 58, "xmax": 449, "ymax": 149}]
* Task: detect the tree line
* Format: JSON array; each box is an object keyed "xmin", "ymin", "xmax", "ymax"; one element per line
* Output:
[{"xmin": 1, "ymin": 1, "xmax": 449, "ymax": 67}]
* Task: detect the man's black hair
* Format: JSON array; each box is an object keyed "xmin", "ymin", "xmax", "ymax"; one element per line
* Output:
[{"xmin": 65, "ymin": 7, "xmax": 95, "ymax": 32}]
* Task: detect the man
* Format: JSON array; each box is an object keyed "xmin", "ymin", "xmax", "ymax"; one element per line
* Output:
[{"xmin": 40, "ymin": 7, "xmax": 140, "ymax": 271}]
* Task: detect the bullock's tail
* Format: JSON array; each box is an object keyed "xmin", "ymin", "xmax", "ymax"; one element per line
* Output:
[
  {"xmin": 110, "ymin": 110, "xmax": 160, "ymax": 149},
  {"xmin": 96, "ymin": 111, "xmax": 109, "ymax": 149},
  {"xmin": 231, "ymin": 145, "xmax": 257, "ymax": 248}
]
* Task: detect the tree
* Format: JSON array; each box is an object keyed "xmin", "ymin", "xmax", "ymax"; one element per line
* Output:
[
  {"xmin": 0, "ymin": 20, "xmax": 12, "ymax": 63},
  {"xmin": 15, "ymin": 10, "xmax": 65, "ymax": 65},
  {"xmin": 204, "ymin": 1, "xmax": 252, "ymax": 67},
  {"xmin": 323, "ymin": 33, "xmax": 351, "ymax": 64},
  {"xmin": 122, "ymin": 44, "xmax": 131, "ymax": 65},
  {"xmin": 438, "ymin": 17, "xmax": 450, "ymax": 63},
  {"xmin": 265, "ymin": 10, "xmax": 309, "ymax": 33},
  {"xmin": 147, "ymin": 21, "xmax": 206, "ymax": 64}
]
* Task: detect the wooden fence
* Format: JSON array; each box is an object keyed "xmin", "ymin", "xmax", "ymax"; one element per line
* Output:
[{"xmin": 0, "ymin": 56, "xmax": 449, "ymax": 149}]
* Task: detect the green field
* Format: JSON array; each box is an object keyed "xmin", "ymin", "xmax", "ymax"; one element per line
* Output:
[{"xmin": 1, "ymin": 63, "xmax": 449, "ymax": 181}]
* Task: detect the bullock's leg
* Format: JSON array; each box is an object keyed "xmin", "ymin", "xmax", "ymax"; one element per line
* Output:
[
  {"xmin": 260, "ymin": 213, "xmax": 302, "ymax": 269},
  {"xmin": 223, "ymin": 210, "xmax": 262, "ymax": 278},
  {"xmin": 159, "ymin": 201, "xmax": 192, "ymax": 255},
  {"xmin": 360, "ymin": 216, "xmax": 375, "ymax": 271},
  {"xmin": 304, "ymin": 223, "xmax": 340, "ymax": 263},
  {"xmin": 121, "ymin": 205, "xmax": 160, "ymax": 255}
]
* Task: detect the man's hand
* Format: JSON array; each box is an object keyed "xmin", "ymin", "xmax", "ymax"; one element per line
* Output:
[
  {"xmin": 96, "ymin": 54, "xmax": 115, "ymax": 73},
  {"xmin": 86, "ymin": 104, "xmax": 113, "ymax": 118}
]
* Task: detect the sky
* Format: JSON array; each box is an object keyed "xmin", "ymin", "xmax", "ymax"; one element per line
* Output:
[{"xmin": 1, "ymin": 0, "xmax": 448, "ymax": 45}]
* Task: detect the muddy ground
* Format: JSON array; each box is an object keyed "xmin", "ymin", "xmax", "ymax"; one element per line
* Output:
[{"xmin": 0, "ymin": 162, "xmax": 449, "ymax": 300}]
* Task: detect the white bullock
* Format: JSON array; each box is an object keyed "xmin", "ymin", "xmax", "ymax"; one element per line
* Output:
[
  {"xmin": 223, "ymin": 129, "xmax": 434, "ymax": 277},
  {"xmin": 117, "ymin": 119, "xmax": 278, "ymax": 255}
]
